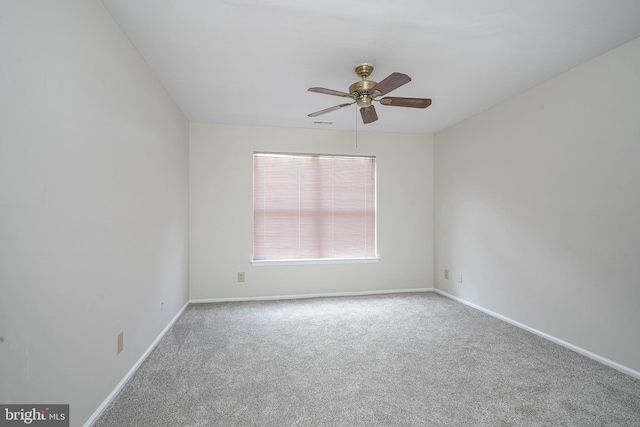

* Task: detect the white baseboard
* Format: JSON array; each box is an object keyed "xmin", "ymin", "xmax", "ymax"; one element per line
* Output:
[
  {"xmin": 190, "ymin": 287, "xmax": 433, "ymax": 304},
  {"xmin": 434, "ymin": 289, "xmax": 640, "ymax": 380},
  {"xmin": 83, "ymin": 301, "xmax": 190, "ymax": 427}
]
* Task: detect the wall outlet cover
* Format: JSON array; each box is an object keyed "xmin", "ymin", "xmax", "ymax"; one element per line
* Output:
[{"xmin": 117, "ymin": 331, "xmax": 124, "ymax": 355}]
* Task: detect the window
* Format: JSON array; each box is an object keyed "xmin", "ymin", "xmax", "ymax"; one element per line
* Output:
[{"xmin": 253, "ymin": 152, "xmax": 378, "ymax": 264}]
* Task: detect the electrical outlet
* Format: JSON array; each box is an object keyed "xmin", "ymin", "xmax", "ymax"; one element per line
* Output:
[
  {"xmin": 237, "ymin": 272, "xmax": 245, "ymax": 283},
  {"xmin": 117, "ymin": 331, "xmax": 124, "ymax": 355},
  {"xmin": 444, "ymin": 269, "xmax": 449, "ymax": 280},
  {"xmin": 457, "ymin": 274, "xmax": 463, "ymax": 284}
]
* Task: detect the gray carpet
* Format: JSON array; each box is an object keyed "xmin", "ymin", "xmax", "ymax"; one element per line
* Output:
[{"xmin": 93, "ymin": 293, "xmax": 640, "ymax": 426}]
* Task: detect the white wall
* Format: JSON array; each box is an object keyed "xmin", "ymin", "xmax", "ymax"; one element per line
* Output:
[
  {"xmin": 190, "ymin": 123, "xmax": 433, "ymax": 299},
  {"xmin": 434, "ymin": 37, "xmax": 640, "ymax": 372},
  {"xmin": 0, "ymin": 1, "xmax": 189, "ymax": 425}
]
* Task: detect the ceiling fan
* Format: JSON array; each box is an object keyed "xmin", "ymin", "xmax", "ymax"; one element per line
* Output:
[{"xmin": 308, "ymin": 63, "xmax": 432, "ymax": 124}]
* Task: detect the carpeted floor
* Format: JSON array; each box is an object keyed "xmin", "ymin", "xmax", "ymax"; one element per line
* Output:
[{"xmin": 93, "ymin": 293, "xmax": 640, "ymax": 426}]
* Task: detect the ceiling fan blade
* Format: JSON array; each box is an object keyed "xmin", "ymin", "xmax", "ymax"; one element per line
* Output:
[
  {"xmin": 308, "ymin": 87, "xmax": 354, "ymax": 98},
  {"xmin": 370, "ymin": 72, "xmax": 411, "ymax": 96},
  {"xmin": 360, "ymin": 105, "xmax": 378, "ymax": 124},
  {"xmin": 308, "ymin": 102, "xmax": 354, "ymax": 117},
  {"xmin": 379, "ymin": 97, "xmax": 432, "ymax": 108}
]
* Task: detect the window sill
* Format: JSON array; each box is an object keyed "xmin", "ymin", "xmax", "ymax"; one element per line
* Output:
[{"xmin": 250, "ymin": 257, "xmax": 381, "ymax": 266}]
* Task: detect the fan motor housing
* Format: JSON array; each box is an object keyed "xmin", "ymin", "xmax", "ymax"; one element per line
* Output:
[
  {"xmin": 350, "ymin": 80, "xmax": 378, "ymax": 107},
  {"xmin": 349, "ymin": 79, "xmax": 377, "ymax": 95}
]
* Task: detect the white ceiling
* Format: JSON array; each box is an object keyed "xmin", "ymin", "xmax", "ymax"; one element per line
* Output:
[{"xmin": 101, "ymin": 0, "xmax": 640, "ymax": 134}]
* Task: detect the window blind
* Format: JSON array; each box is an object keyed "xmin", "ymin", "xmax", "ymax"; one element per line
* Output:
[{"xmin": 253, "ymin": 152, "xmax": 377, "ymax": 261}]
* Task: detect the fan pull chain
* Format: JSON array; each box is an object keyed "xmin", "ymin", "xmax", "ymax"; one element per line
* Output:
[{"xmin": 355, "ymin": 105, "xmax": 358, "ymax": 148}]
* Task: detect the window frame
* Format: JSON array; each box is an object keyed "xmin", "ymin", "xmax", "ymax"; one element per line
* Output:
[{"xmin": 251, "ymin": 151, "xmax": 380, "ymax": 266}]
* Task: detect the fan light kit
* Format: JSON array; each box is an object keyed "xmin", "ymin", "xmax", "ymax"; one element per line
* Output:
[{"xmin": 308, "ymin": 63, "xmax": 432, "ymax": 124}]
